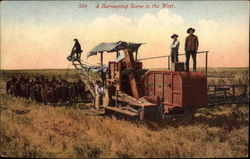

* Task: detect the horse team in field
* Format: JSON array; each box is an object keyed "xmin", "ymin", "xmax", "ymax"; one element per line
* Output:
[{"xmin": 6, "ymin": 76, "xmax": 89, "ymax": 105}]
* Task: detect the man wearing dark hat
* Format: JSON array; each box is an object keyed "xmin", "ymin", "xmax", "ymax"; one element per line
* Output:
[
  {"xmin": 170, "ymin": 34, "xmax": 180, "ymax": 63},
  {"xmin": 185, "ymin": 28, "xmax": 199, "ymax": 71},
  {"xmin": 71, "ymin": 39, "xmax": 83, "ymax": 61}
]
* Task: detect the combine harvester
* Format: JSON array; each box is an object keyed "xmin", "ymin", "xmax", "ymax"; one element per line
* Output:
[{"xmin": 67, "ymin": 41, "xmax": 249, "ymax": 120}]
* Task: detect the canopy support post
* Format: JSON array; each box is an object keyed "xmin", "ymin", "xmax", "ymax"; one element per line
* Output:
[
  {"xmin": 116, "ymin": 48, "xmax": 119, "ymax": 58},
  {"xmin": 135, "ymin": 50, "xmax": 138, "ymax": 62},
  {"xmin": 100, "ymin": 52, "xmax": 103, "ymax": 66}
]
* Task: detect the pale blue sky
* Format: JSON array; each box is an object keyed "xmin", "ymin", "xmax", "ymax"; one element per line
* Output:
[
  {"xmin": 1, "ymin": 1, "xmax": 249, "ymax": 27},
  {"xmin": 1, "ymin": 1, "xmax": 249, "ymax": 69}
]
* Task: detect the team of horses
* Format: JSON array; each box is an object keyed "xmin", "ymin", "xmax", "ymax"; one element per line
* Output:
[{"xmin": 6, "ymin": 76, "xmax": 90, "ymax": 105}]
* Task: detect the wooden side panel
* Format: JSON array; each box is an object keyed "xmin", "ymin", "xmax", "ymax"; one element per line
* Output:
[
  {"xmin": 172, "ymin": 74, "xmax": 182, "ymax": 107},
  {"xmin": 147, "ymin": 73, "xmax": 154, "ymax": 96},
  {"xmin": 164, "ymin": 73, "xmax": 172, "ymax": 105},
  {"xmin": 155, "ymin": 73, "xmax": 163, "ymax": 98}
]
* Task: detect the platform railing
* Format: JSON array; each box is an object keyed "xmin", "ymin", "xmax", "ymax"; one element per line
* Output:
[{"xmin": 138, "ymin": 51, "xmax": 209, "ymax": 76}]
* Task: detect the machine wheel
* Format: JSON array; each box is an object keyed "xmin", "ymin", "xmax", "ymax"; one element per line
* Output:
[
  {"xmin": 155, "ymin": 103, "xmax": 164, "ymax": 120},
  {"xmin": 143, "ymin": 103, "xmax": 164, "ymax": 120}
]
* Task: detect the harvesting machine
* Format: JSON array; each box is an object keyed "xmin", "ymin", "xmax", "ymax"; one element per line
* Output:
[{"xmin": 68, "ymin": 41, "xmax": 248, "ymax": 120}]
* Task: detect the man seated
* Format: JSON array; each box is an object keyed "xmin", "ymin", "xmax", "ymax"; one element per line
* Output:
[
  {"xmin": 114, "ymin": 50, "xmax": 125, "ymax": 63},
  {"xmin": 70, "ymin": 39, "xmax": 83, "ymax": 61}
]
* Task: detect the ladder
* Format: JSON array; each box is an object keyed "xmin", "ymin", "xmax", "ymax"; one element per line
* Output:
[{"xmin": 71, "ymin": 60, "xmax": 96, "ymax": 98}]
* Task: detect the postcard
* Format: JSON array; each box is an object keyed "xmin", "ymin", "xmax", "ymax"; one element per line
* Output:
[{"xmin": 0, "ymin": 0, "xmax": 249, "ymax": 158}]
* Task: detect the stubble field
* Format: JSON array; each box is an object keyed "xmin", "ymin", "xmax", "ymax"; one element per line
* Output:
[{"xmin": 0, "ymin": 68, "xmax": 248, "ymax": 158}]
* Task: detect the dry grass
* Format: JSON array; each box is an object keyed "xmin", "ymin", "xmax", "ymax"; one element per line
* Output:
[{"xmin": 0, "ymin": 68, "xmax": 249, "ymax": 158}]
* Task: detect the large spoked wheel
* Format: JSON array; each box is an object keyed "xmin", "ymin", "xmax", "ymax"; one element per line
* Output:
[{"xmin": 143, "ymin": 104, "xmax": 164, "ymax": 120}]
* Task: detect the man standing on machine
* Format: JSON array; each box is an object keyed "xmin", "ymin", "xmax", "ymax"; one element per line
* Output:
[
  {"xmin": 170, "ymin": 34, "xmax": 180, "ymax": 63},
  {"xmin": 185, "ymin": 28, "xmax": 199, "ymax": 71}
]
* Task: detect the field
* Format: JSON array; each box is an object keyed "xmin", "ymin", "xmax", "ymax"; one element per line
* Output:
[{"xmin": 0, "ymin": 68, "xmax": 249, "ymax": 158}]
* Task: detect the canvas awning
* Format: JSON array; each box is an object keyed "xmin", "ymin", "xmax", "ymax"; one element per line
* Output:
[{"xmin": 87, "ymin": 41, "xmax": 144, "ymax": 58}]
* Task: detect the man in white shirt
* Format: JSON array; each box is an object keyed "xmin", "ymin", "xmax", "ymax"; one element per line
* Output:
[
  {"xmin": 95, "ymin": 80, "xmax": 105, "ymax": 109},
  {"xmin": 170, "ymin": 34, "xmax": 180, "ymax": 63},
  {"xmin": 115, "ymin": 50, "xmax": 125, "ymax": 63}
]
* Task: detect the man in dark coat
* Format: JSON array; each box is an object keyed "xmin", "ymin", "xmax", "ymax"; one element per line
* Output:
[
  {"xmin": 71, "ymin": 39, "xmax": 83, "ymax": 61},
  {"xmin": 185, "ymin": 28, "xmax": 199, "ymax": 71}
]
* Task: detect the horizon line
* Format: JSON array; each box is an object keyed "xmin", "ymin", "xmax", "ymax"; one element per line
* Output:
[{"xmin": 0, "ymin": 66, "xmax": 249, "ymax": 71}]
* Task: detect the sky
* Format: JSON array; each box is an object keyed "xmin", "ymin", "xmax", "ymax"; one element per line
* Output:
[{"xmin": 0, "ymin": 0, "xmax": 249, "ymax": 69}]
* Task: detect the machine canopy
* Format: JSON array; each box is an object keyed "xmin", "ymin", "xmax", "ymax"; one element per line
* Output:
[{"xmin": 87, "ymin": 41, "xmax": 144, "ymax": 58}]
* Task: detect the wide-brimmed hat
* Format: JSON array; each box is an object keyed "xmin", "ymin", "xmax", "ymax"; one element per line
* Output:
[
  {"xmin": 171, "ymin": 34, "xmax": 178, "ymax": 39},
  {"xmin": 187, "ymin": 28, "xmax": 195, "ymax": 33}
]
